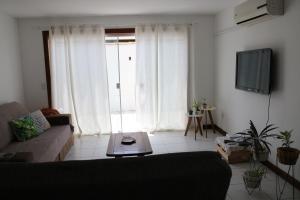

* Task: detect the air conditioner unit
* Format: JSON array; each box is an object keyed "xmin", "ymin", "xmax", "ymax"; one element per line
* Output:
[{"xmin": 234, "ymin": 0, "xmax": 284, "ymax": 25}]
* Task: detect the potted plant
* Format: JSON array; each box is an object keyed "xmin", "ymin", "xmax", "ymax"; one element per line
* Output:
[
  {"xmin": 277, "ymin": 130, "xmax": 299, "ymax": 165},
  {"xmin": 201, "ymin": 98, "xmax": 207, "ymax": 109},
  {"xmin": 236, "ymin": 121, "xmax": 278, "ymax": 162},
  {"xmin": 243, "ymin": 165, "xmax": 266, "ymax": 189},
  {"xmin": 227, "ymin": 121, "xmax": 278, "ymax": 193},
  {"xmin": 192, "ymin": 99, "xmax": 200, "ymax": 114}
]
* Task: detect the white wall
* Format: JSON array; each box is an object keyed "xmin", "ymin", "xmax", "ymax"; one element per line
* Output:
[
  {"xmin": 214, "ymin": 0, "xmax": 300, "ymax": 180},
  {"xmin": 18, "ymin": 15, "xmax": 215, "ymax": 111},
  {"xmin": 0, "ymin": 11, "xmax": 24, "ymax": 105}
]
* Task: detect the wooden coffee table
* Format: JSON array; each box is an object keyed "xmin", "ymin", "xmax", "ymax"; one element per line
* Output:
[{"xmin": 106, "ymin": 132, "xmax": 153, "ymax": 157}]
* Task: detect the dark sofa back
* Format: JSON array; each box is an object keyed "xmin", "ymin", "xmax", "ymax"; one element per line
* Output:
[
  {"xmin": 0, "ymin": 102, "xmax": 29, "ymax": 149},
  {"xmin": 0, "ymin": 151, "xmax": 231, "ymax": 200}
]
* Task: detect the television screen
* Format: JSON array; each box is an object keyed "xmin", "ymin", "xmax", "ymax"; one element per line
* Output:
[{"xmin": 235, "ymin": 48, "xmax": 272, "ymax": 94}]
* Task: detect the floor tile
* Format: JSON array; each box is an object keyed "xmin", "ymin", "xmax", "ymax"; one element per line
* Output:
[{"xmin": 227, "ymin": 184, "xmax": 252, "ymax": 200}]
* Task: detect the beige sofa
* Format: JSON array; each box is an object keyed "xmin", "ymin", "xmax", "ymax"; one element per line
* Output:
[{"xmin": 0, "ymin": 102, "xmax": 74, "ymax": 162}]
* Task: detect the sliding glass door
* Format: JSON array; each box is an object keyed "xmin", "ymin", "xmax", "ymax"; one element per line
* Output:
[
  {"xmin": 106, "ymin": 36, "xmax": 122, "ymax": 133},
  {"xmin": 105, "ymin": 35, "xmax": 138, "ymax": 133}
]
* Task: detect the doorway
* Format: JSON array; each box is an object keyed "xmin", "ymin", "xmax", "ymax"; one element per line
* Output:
[{"xmin": 105, "ymin": 32, "xmax": 138, "ymax": 133}]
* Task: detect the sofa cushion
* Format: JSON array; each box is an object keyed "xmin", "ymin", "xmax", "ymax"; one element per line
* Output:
[
  {"xmin": 10, "ymin": 116, "xmax": 39, "ymax": 142},
  {"xmin": 0, "ymin": 102, "xmax": 29, "ymax": 150},
  {"xmin": 29, "ymin": 110, "xmax": 51, "ymax": 133},
  {"xmin": 0, "ymin": 125, "xmax": 72, "ymax": 162}
]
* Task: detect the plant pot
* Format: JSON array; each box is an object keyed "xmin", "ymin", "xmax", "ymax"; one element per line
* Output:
[
  {"xmin": 202, "ymin": 103, "xmax": 207, "ymax": 109},
  {"xmin": 243, "ymin": 171, "xmax": 263, "ymax": 189},
  {"xmin": 192, "ymin": 107, "xmax": 197, "ymax": 114},
  {"xmin": 277, "ymin": 147, "xmax": 299, "ymax": 165},
  {"xmin": 254, "ymin": 150, "xmax": 269, "ymax": 162}
]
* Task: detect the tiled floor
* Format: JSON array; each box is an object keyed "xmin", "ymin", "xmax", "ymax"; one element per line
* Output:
[{"xmin": 65, "ymin": 130, "xmax": 300, "ymax": 200}]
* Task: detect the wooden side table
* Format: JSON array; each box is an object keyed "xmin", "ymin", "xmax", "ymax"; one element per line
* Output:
[
  {"xmin": 184, "ymin": 114, "xmax": 203, "ymax": 140},
  {"xmin": 200, "ymin": 106, "xmax": 216, "ymax": 137}
]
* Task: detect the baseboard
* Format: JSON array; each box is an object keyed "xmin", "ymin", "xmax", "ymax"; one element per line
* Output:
[
  {"xmin": 203, "ymin": 124, "xmax": 227, "ymax": 136},
  {"xmin": 262, "ymin": 160, "xmax": 300, "ymax": 190},
  {"xmin": 215, "ymin": 125, "xmax": 227, "ymax": 136}
]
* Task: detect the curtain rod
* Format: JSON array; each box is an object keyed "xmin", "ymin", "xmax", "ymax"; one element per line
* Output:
[{"xmin": 34, "ymin": 23, "xmax": 195, "ymax": 31}]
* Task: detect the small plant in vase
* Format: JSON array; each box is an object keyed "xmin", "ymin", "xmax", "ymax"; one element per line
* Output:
[
  {"xmin": 277, "ymin": 130, "xmax": 299, "ymax": 165},
  {"xmin": 201, "ymin": 98, "xmax": 207, "ymax": 109},
  {"xmin": 243, "ymin": 165, "xmax": 266, "ymax": 190},
  {"xmin": 192, "ymin": 99, "xmax": 200, "ymax": 114}
]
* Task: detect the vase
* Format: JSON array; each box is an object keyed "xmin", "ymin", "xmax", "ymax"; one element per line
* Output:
[
  {"xmin": 243, "ymin": 171, "xmax": 263, "ymax": 189},
  {"xmin": 277, "ymin": 147, "xmax": 299, "ymax": 165}
]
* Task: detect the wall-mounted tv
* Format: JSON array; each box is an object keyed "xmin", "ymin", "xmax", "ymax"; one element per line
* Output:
[{"xmin": 235, "ymin": 48, "xmax": 272, "ymax": 94}]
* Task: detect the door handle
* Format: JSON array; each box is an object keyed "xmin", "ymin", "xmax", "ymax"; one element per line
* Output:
[{"xmin": 116, "ymin": 83, "xmax": 120, "ymax": 89}]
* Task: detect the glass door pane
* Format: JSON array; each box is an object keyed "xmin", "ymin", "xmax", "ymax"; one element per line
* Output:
[
  {"xmin": 105, "ymin": 35, "xmax": 138, "ymax": 133},
  {"xmin": 105, "ymin": 37, "xmax": 122, "ymax": 133},
  {"xmin": 119, "ymin": 42, "xmax": 138, "ymax": 132}
]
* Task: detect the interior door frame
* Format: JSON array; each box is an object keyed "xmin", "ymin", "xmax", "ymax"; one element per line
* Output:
[{"xmin": 42, "ymin": 31, "xmax": 52, "ymax": 108}]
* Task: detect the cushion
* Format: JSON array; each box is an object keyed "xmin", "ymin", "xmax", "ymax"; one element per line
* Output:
[
  {"xmin": 29, "ymin": 110, "xmax": 51, "ymax": 134},
  {"xmin": 10, "ymin": 116, "xmax": 38, "ymax": 142},
  {"xmin": 0, "ymin": 102, "xmax": 29, "ymax": 150},
  {"xmin": 41, "ymin": 108, "xmax": 60, "ymax": 117}
]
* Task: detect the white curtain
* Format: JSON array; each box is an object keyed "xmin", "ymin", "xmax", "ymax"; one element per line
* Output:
[
  {"xmin": 49, "ymin": 25, "xmax": 111, "ymax": 135},
  {"xmin": 136, "ymin": 25, "xmax": 188, "ymax": 131}
]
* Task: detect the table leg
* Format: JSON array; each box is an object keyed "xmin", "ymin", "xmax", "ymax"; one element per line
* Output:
[
  {"xmin": 194, "ymin": 117, "xmax": 197, "ymax": 140},
  {"xmin": 208, "ymin": 110, "xmax": 216, "ymax": 133},
  {"xmin": 205, "ymin": 111, "xmax": 208, "ymax": 138},
  {"xmin": 184, "ymin": 117, "xmax": 192, "ymax": 136},
  {"xmin": 196, "ymin": 117, "xmax": 203, "ymax": 136},
  {"xmin": 194, "ymin": 117, "xmax": 198, "ymax": 133}
]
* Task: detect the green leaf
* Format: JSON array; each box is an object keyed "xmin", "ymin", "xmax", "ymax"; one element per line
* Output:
[
  {"xmin": 260, "ymin": 124, "xmax": 275, "ymax": 135},
  {"xmin": 260, "ymin": 140, "xmax": 271, "ymax": 153}
]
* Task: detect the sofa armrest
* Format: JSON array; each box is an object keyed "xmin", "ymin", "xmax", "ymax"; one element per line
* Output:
[
  {"xmin": 46, "ymin": 114, "xmax": 71, "ymax": 126},
  {"xmin": 46, "ymin": 114, "xmax": 74, "ymax": 132}
]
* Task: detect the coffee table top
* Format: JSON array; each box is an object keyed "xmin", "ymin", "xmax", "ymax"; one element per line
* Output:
[{"xmin": 106, "ymin": 132, "xmax": 153, "ymax": 157}]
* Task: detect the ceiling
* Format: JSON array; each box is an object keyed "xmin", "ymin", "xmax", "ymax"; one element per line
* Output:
[{"xmin": 0, "ymin": 0, "xmax": 244, "ymax": 18}]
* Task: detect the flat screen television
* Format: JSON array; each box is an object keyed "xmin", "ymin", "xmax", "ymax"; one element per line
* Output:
[{"xmin": 235, "ymin": 48, "xmax": 272, "ymax": 94}]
